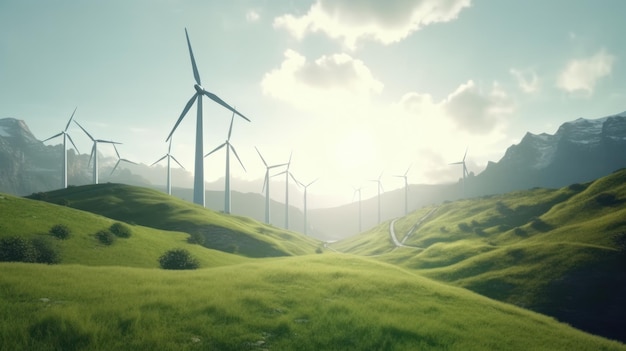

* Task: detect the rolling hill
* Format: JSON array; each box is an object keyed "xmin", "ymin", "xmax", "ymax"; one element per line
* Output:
[{"xmin": 331, "ymin": 168, "xmax": 626, "ymax": 342}]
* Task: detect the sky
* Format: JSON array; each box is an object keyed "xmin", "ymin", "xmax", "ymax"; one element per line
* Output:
[{"xmin": 1, "ymin": 0, "xmax": 625, "ymax": 208}]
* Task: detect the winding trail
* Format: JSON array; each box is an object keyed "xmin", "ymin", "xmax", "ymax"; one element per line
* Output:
[{"xmin": 389, "ymin": 207, "xmax": 438, "ymax": 250}]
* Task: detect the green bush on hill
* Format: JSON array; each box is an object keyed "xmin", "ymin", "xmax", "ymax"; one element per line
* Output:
[
  {"xmin": 95, "ymin": 230, "xmax": 115, "ymax": 246},
  {"xmin": 0, "ymin": 236, "xmax": 60, "ymax": 264},
  {"xmin": 49, "ymin": 224, "xmax": 71, "ymax": 240},
  {"xmin": 158, "ymin": 249, "xmax": 199, "ymax": 270},
  {"xmin": 109, "ymin": 222, "xmax": 132, "ymax": 238}
]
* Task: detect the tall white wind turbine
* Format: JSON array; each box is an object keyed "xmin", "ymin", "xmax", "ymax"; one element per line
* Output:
[
  {"xmin": 74, "ymin": 121, "xmax": 120, "ymax": 185},
  {"xmin": 256, "ymin": 147, "xmax": 288, "ymax": 224},
  {"xmin": 166, "ymin": 28, "xmax": 250, "ymax": 207},
  {"xmin": 292, "ymin": 175, "xmax": 318, "ymax": 235},
  {"xmin": 151, "ymin": 138, "xmax": 185, "ymax": 195},
  {"xmin": 43, "ymin": 107, "xmax": 79, "ymax": 188},
  {"xmin": 110, "ymin": 144, "xmax": 137, "ymax": 176},
  {"xmin": 204, "ymin": 113, "xmax": 246, "ymax": 214},
  {"xmin": 353, "ymin": 186, "xmax": 363, "ymax": 233},
  {"xmin": 393, "ymin": 165, "xmax": 411, "ymax": 216},
  {"xmin": 370, "ymin": 172, "xmax": 384, "ymax": 224},
  {"xmin": 449, "ymin": 147, "xmax": 469, "ymax": 198},
  {"xmin": 272, "ymin": 152, "xmax": 293, "ymax": 229}
]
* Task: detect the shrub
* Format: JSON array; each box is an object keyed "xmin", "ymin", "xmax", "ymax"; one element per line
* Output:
[
  {"xmin": 315, "ymin": 247, "xmax": 323, "ymax": 254},
  {"xmin": 49, "ymin": 224, "xmax": 71, "ymax": 240},
  {"xmin": 109, "ymin": 222, "xmax": 132, "ymax": 238},
  {"xmin": 187, "ymin": 232, "xmax": 205, "ymax": 245},
  {"xmin": 458, "ymin": 222, "xmax": 471, "ymax": 233},
  {"xmin": 595, "ymin": 192, "xmax": 620, "ymax": 206},
  {"xmin": 0, "ymin": 236, "xmax": 36, "ymax": 262},
  {"xmin": 158, "ymin": 249, "xmax": 199, "ymax": 270},
  {"xmin": 95, "ymin": 230, "xmax": 115, "ymax": 245},
  {"xmin": 31, "ymin": 237, "xmax": 61, "ymax": 264}
]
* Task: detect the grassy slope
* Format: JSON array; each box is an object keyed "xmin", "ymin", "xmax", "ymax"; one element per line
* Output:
[
  {"xmin": 29, "ymin": 183, "xmax": 320, "ymax": 257},
  {"xmin": 1, "ymin": 255, "xmax": 624, "ymax": 351},
  {"xmin": 331, "ymin": 169, "xmax": 626, "ymax": 342},
  {"xmin": 0, "ymin": 193, "xmax": 247, "ymax": 268}
]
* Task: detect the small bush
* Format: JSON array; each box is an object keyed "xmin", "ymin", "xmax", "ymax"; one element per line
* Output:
[
  {"xmin": 95, "ymin": 230, "xmax": 115, "ymax": 245},
  {"xmin": 109, "ymin": 222, "xmax": 132, "ymax": 238},
  {"xmin": 458, "ymin": 222, "xmax": 471, "ymax": 233},
  {"xmin": 31, "ymin": 237, "xmax": 61, "ymax": 264},
  {"xmin": 315, "ymin": 247, "xmax": 323, "ymax": 254},
  {"xmin": 49, "ymin": 224, "xmax": 71, "ymax": 240},
  {"xmin": 0, "ymin": 236, "xmax": 36, "ymax": 262},
  {"xmin": 158, "ymin": 249, "xmax": 199, "ymax": 270},
  {"xmin": 187, "ymin": 232, "xmax": 205, "ymax": 245},
  {"xmin": 595, "ymin": 192, "xmax": 620, "ymax": 206}
]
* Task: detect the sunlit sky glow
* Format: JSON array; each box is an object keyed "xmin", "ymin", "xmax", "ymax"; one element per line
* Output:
[{"xmin": 1, "ymin": 0, "xmax": 625, "ymax": 208}]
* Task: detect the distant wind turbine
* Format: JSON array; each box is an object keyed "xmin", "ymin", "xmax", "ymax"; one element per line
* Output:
[
  {"xmin": 256, "ymin": 147, "xmax": 288, "ymax": 224},
  {"xmin": 204, "ymin": 112, "xmax": 246, "ymax": 214},
  {"xmin": 166, "ymin": 28, "xmax": 250, "ymax": 207},
  {"xmin": 272, "ymin": 152, "xmax": 293, "ymax": 229},
  {"xmin": 74, "ymin": 121, "xmax": 120, "ymax": 185},
  {"xmin": 370, "ymin": 172, "xmax": 384, "ymax": 224},
  {"xmin": 43, "ymin": 107, "xmax": 79, "ymax": 189},
  {"xmin": 393, "ymin": 165, "xmax": 411, "ymax": 216},
  {"xmin": 110, "ymin": 144, "xmax": 137, "ymax": 176},
  {"xmin": 292, "ymin": 175, "xmax": 318, "ymax": 235},
  {"xmin": 450, "ymin": 147, "xmax": 470, "ymax": 198},
  {"xmin": 151, "ymin": 138, "xmax": 185, "ymax": 196},
  {"xmin": 353, "ymin": 186, "xmax": 363, "ymax": 233}
]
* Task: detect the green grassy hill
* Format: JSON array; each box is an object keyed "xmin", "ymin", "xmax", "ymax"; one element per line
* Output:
[
  {"xmin": 0, "ymin": 193, "xmax": 247, "ymax": 268},
  {"xmin": 27, "ymin": 183, "xmax": 320, "ymax": 257},
  {"xmin": 331, "ymin": 168, "xmax": 626, "ymax": 342},
  {"xmin": 2, "ymin": 255, "xmax": 624, "ymax": 351}
]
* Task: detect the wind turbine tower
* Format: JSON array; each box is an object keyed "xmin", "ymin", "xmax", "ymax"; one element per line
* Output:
[
  {"xmin": 74, "ymin": 121, "xmax": 120, "ymax": 185},
  {"xmin": 292, "ymin": 175, "xmax": 317, "ymax": 235},
  {"xmin": 450, "ymin": 147, "xmax": 470, "ymax": 198},
  {"xmin": 273, "ymin": 152, "xmax": 293, "ymax": 229},
  {"xmin": 204, "ymin": 112, "xmax": 246, "ymax": 214},
  {"xmin": 370, "ymin": 172, "xmax": 384, "ymax": 224},
  {"xmin": 166, "ymin": 28, "xmax": 250, "ymax": 207},
  {"xmin": 43, "ymin": 107, "xmax": 79, "ymax": 188},
  {"xmin": 256, "ymin": 147, "xmax": 287, "ymax": 224},
  {"xmin": 151, "ymin": 138, "xmax": 185, "ymax": 195},
  {"xmin": 394, "ymin": 165, "xmax": 411, "ymax": 216}
]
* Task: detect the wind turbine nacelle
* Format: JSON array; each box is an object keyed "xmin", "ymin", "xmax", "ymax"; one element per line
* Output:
[{"xmin": 194, "ymin": 84, "xmax": 204, "ymax": 93}]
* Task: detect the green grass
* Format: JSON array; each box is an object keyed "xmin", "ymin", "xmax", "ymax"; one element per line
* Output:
[
  {"xmin": 331, "ymin": 168, "xmax": 626, "ymax": 342},
  {"xmin": 0, "ymin": 193, "xmax": 247, "ymax": 268},
  {"xmin": 1, "ymin": 255, "xmax": 624, "ymax": 351},
  {"xmin": 26, "ymin": 183, "xmax": 321, "ymax": 257}
]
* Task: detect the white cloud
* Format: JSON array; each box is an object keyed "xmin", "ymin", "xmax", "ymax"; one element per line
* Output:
[
  {"xmin": 246, "ymin": 10, "xmax": 260, "ymax": 22},
  {"xmin": 557, "ymin": 49, "xmax": 615, "ymax": 95},
  {"xmin": 510, "ymin": 68, "xmax": 539, "ymax": 93},
  {"xmin": 274, "ymin": 0, "xmax": 472, "ymax": 49},
  {"xmin": 260, "ymin": 49, "xmax": 383, "ymax": 109}
]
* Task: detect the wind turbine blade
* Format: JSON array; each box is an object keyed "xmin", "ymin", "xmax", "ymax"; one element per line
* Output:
[
  {"xmin": 170, "ymin": 155, "xmax": 185, "ymax": 170},
  {"xmin": 167, "ymin": 93, "xmax": 198, "ymax": 141},
  {"xmin": 202, "ymin": 90, "xmax": 250, "ymax": 122},
  {"xmin": 463, "ymin": 147, "xmax": 468, "ymax": 162},
  {"xmin": 110, "ymin": 160, "xmax": 121, "ymax": 175},
  {"xmin": 378, "ymin": 171, "xmax": 383, "ymax": 180},
  {"xmin": 113, "ymin": 144, "xmax": 121, "ymax": 159},
  {"xmin": 268, "ymin": 163, "xmax": 288, "ymax": 169},
  {"xmin": 151, "ymin": 155, "xmax": 167, "ymax": 166},
  {"xmin": 405, "ymin": 165, "xmax": 411, "ymax": 176},
  {"xmin": 287, "ymin": 151, "xmax": 292, "ymax": 169},
  {"xmin": 290, "ymin": 172, "xmax": 301, "ymax": 187},
  {"xmin": 230, "ymin": 144, "xmax": 246, "ymax": 172},
  {"xmin": 43, "ymin": 132, "xmax": 63, "ymax": 142},
  {"xmin": 88, "ymin": 144, "xmax": 95, "ymax": 167},
  {"xmin": 122, "ymin": 159, "xmax": 137, "ymax": 165},
  {"xmin": 449, "ymin": 161, "xmax": 463, "ymax": 165},
  {"xmin": 66, "ymin": 134, "xmax": 80, "ymax": 154},
  {"xmin": 262, "ymin": 173, "xmax": 268, "ymax": 193},
  {"xmin": 204, "ymin": 143, "xmax": 226, "ymax": 158},
  {"xmin": 74, "ymin": 121, "xmax": 94, "ymax": 141},
  {"xmin": 227, "ymin": 112, "xmax": 235, "ymax": 140},
  {"xmin": 272, "ymin": 170, "xmax": 287, "ymax": 178},
  {"xmin": 307, "ymin": 178, "xmax": 318, "ymax": 187},
  {"xmin": 184, "ymin": 28, "xmax": 201, "ymax": 85},
  {"xmin": 167, "ymin": 138, "xmax": 172, "ymax": 154},
  {"xmin": 64, "ymin": 106, "xmax": 78, "ymax": 131},
  {"xmin": 255, "ymin": 146, "xmax": 268, "ymax": 167}
]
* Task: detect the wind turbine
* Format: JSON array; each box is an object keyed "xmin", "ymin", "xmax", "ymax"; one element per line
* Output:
[
  {"xmin": 151, "ymin": 138, "xmax": 185, "ymax": 196},
  {"xmin": 450, "ymin": 147, "xmax": 470, "ymax": 198},
  {"xmin": 292, "ymin": 175, "xmax": 318, "ymax": 235},
  {"xmin": 272, "ymin": 152, "xmax": 293, "ymax": 229},
  {"xmin": 204, "ymin": 112, "xmax": 246, "ymax": 214},
  {"xmin": 369, "ymin": 172, "xmax": 384, "ymax": 224},
  {"xmin": 74, "ymin": 121, "xmax": 120, "ymax": 185},
  {"xmin": 110, "ymin": 144, "xmax": 137, "ymax": 176},
  {"xmin": 393, "ymin": 165, "xmax": 411, "ymax": 216},
  {"xmin": 255, "ymin": 147, "xmax": 288, "ymax": 224},
  {"xmin": 43, "ymin": 107, "xmax": 79, "ymax": 188},
  {"xmin": 353, "ymin": 186, "xmax": 363, "ymax": 233},
  {"xmin": 166, "ymin": 28, "xmax": 250, "ymax": 207}
]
